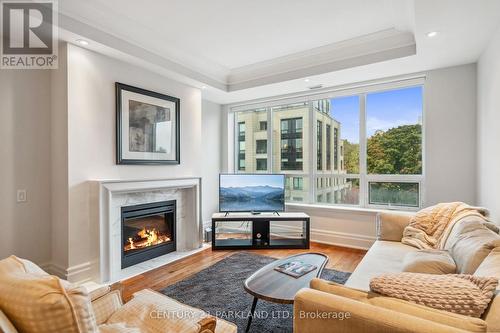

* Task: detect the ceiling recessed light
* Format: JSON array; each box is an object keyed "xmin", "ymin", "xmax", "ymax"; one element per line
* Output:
[
  {"xmin": 76, "ymin": 39, "xmax": 89, "ymax": 46},
  {"xmin": 426, "ymin": 31, "xmax": 438, "ymax": 38},
  {"xmin": 304, "ymin": 78, "xmax": 310, "ymax": 82},
  {"xmin": 201, "ymin": 85, "xmax": 207, "ymax": 89}
]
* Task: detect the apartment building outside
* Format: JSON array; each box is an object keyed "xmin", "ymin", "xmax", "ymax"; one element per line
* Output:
[{"xmin": 235, "ymin": 100, "xmax": 351, "ymax": 204}]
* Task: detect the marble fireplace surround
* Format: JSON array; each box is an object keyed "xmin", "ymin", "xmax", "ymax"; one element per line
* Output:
[{"xmin": 91, "ymin": 178, "xmax": 205, "ymax": 283}]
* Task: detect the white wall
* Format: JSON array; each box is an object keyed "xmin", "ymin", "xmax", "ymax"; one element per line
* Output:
[
  {"xmin": 201, "ymin": 100, "xmax": 222, "ymax": 224},
  {"xmin": 424, "ymin": 64, "xmax": 477, "ymax": 206},
  {"xmin": 478, "ymin": 25, "xmax": 500, "ymax": 223},
  {"xmin": 62, "ymin": 44, "xmax": 202, "ymax": 280},
  {"xmin": 222, "ymin": 63, "xmax": 478, "ymax": 249},
  {"xmin": 50, "ymin": 43, "xmax": 70, "ymax": 273},
  {"xmin": 0, "ymin": 70, "xmax": 52, "ymax": 264}
]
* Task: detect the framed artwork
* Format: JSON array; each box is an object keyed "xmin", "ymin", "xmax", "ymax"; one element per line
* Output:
[{"xmin": 116, "ymin": 82, "xmax": 180, "ymax": 165}]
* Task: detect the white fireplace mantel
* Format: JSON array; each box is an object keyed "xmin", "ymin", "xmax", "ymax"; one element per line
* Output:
[{"xmin": 90, "ymin": 178, "xmax": 205, "ymax": 283}]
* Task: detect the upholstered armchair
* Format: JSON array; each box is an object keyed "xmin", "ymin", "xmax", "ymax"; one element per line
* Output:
[{"xmin": 0, "ymin": 256, "xmax": 236, "ymax": 333}]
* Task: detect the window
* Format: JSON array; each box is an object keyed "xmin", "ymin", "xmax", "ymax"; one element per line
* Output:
[
  {"xmin": 333, "ymin": 127, "xmax": 338, "ymax": 170},
  {"xmin": 369, "ymin": 182, "xmax": 419, "ymax": 207},
  {"xmin": 256, "ymin": 158, "xmax": 267, "ymax": 171},
  {"xmin": 280, "ymin": 118, "xmax": 303, "ymax": 171},
  {"xmin": 333, "ymin": 177, "xmax": 360, "ymax": 205},
  {"xmin": 233, "ymin": 84, "xmax": 423, "ymax": 209},
  {"xmin": 317, "ymin": 120, "xmax": 322, "ymax": 170},
  {"xmin": 235, "ymin": 109, "xmax": 267, "ymax": 172},
  {"xmin": 238, "ymin": 122, "xmax": 245, "ymax": 137},
  {"xmin": 326, "ymin": 125, "xmax": 331, "ymax": 170},
  {"xmin": 366, "ymin": 87, "xmax": 422, "ymax": 175},
  {"xmin": 365, "ymin": 86, "xmax": 423, "ymax": 207},
  {"xmin": 256, "ymin": 140, "xmax": 267, "ymax": 154},
  {"xmin": 293, "ymin": 177, "xmax": 303, "ymax": 190},
  {"xmin": 237, "ymin": 122, "xmax": 245, "ymax": 171}
]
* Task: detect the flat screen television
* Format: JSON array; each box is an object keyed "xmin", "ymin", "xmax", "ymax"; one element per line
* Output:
[{"xmin": 219, "ymin": 174, "xmax": 285, "ymax": 213}]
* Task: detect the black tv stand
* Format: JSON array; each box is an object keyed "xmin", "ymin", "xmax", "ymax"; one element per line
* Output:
[{"xmin": 211, "ymin": 212, "xmax": 310, "ymax": 250}]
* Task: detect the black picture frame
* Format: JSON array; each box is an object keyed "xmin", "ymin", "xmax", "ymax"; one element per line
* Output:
[{"xmin": 116, "ymin": 82, "xmax": 180, "ymax": 165}]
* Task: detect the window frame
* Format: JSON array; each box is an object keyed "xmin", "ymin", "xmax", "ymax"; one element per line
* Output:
[{"xmin": 231, "ymin": 77, "xmax": 425, "ymax": 211}]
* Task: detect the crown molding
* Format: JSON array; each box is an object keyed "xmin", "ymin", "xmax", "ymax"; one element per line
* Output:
[
  {"xmin": 56, "ymin": 13, "xmax": 415, "ymax": 94},
  {"xmin": 227, "ymin": 29, "xmax": 416, "ymax": 91},
  {"xmin": 57, "ymin": 13, "xmax": 229, "ymax": 91}
]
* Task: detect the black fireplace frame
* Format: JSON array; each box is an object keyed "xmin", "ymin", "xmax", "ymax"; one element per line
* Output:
[{"xmin": 121, "ymin": 200, "xmax": 176, "ymax": 269}]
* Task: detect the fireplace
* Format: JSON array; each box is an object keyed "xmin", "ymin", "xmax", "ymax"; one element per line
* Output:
[{"xmin": 121, "ymin": 200, "xmax": 176, "ymax": 269}]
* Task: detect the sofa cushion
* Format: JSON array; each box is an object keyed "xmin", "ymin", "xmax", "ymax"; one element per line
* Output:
[
  {"xmin": 370, "ymin": 273, "xmax": 498, "ymax": 318},
  {"xmin": 474, "ymin": 247, "xmax": 500, "ymax": 333},
  {"xmin": 0, "ymin": 256, "xmax": 98, "ymax": 333},
  {"xmin": 444, "ymin": 217, "xmax": 500, "ymax": 274},
  {"xmin": 402, "ymin": 249, "xmax": 456, "ymax": 274},
  {"xmin": 106, "ymin": 289, "xmax": 220, "ymax": 333},
  {"xmin": 310, "ymin": 279, "xmax": 487, "ymax": 333},
  {"xmin": 345, "ymin": 240, "xmax": 418, "ymax": 290}
]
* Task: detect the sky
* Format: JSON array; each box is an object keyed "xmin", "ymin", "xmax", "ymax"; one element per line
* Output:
[
  {"xmin": 220, "ymin": 174, "xmax": 284, "ymax": 188},
  {"xmin": 329, "ymin": 86, "xmax": 423, "ymax": 143}
]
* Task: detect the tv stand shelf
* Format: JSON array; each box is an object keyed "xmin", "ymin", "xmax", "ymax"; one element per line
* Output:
[{"xmin": 211, "ymin": 212, "xmax": 310, "ymax": 250}]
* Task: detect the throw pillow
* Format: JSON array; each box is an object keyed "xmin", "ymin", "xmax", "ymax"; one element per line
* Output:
[
  {"xmin": 370, "ymin": 272, "xmax": 498, "ymax": 318},
  {"xmin": 444, "ymin": 216, "xmax": 500, "ymax": 274},
  {"xmin": 402, "ymin": 249, "xmax": 456, "ymax": 274},
  {"xmin": 0, "ymin": 256, "xmax": 99, "ymax": 333}
]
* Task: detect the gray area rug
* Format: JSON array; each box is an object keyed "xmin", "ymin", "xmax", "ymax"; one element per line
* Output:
[{"xmin": 161, "ymin": 252, "xmax": 350, "ymax": 332}]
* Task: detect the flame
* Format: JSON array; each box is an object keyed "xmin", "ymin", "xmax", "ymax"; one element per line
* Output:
[{"xmin": 124, "ymin": 227, "xmax": 171, "ymax": 252}]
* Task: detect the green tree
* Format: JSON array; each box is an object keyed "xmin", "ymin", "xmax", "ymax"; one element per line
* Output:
[
  {"xmin": 343, "ymin": 140, "xmax": 359, "ymax": 173},
  {"xmin": 342, "ymin": 124, "xmax": 422, "ymax": 175},
  {"xmin": 367, "ymin": 124, "xmax": 422, "ymax": 174}
]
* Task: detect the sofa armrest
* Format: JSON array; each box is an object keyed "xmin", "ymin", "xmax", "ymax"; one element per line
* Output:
[
  {"xmin": 309, "ymin": 279, "xmax": 486, "ymax": 332},
  {"xmin": 376, "ymin": 212, "xmax": 414, "ymax": 241},
  {"xmin": 294, "ymin": 288, "xmax": 477, "ymax": 333}
]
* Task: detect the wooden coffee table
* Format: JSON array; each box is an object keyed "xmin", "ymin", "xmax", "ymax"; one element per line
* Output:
[{"xmin": 243, "ymin": 252, "xmax": 329, "ymax": 332}]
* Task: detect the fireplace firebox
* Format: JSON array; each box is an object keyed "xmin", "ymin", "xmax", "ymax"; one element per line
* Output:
[{"xmin": 121, "ymin": 200, "xmax": 176, "ymax": 269}]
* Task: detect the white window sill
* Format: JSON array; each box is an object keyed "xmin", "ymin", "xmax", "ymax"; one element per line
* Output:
[{"xmin": 285, "ymin": 202, "xmax": 417, "ymax": 215}]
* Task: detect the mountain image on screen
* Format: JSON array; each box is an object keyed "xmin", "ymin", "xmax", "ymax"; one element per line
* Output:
[{"xmin": 220, "ymin": 185, "xmax": 284, "ymax": 212}]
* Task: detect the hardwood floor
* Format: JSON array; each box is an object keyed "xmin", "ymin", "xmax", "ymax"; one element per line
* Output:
[{"xmin": 117, "ymin": 242, "xmax": 366, "ymax": 302}]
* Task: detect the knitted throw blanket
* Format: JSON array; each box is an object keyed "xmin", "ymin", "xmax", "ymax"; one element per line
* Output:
[
  {"xmin": 401, "ymin": 202, "xmax": 489, "ymax": 250},
  {"xmin": 370, "ymin": 273, "xmax": 498, "ymax": 317}
]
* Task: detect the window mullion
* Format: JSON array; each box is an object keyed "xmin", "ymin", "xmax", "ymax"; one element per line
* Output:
[
  {"xmin": 233, "ymin": 114, "xmax": 239, "ymax": 173},
  {"xmin": 308, "ymin": 101, "xmax": 315, "ymax": 204},
  {"xmin": 359, "ymin": 94, "xmax": 367, "ymax": 207},
  {"xmin": 267, "ymin": 107, "xmax": 272, "ymax": 173}
]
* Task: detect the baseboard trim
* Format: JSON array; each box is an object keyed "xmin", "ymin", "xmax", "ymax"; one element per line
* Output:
[
  {"xmin": 45, "ymin": 261, "xmax": 93, "ymax": 284},
  {"xmin": 310, "ymin": 228, "xmax": 375, "ymax": 250},
  {"xmin": 271, "ymin": 224, "xmax": 375, "ymax": 250}
]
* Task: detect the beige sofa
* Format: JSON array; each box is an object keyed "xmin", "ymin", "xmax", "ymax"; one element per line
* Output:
[
  {"xmin": 0, "ymin": 256, "xmax": 237, "ymax": 333},
  {"xmin": 294, "ymin": 211, "xmax": 500, "ymax": 333}
]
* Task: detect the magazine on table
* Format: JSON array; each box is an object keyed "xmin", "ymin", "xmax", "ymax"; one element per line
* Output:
[{"xmin": 274, "ymin": 260, "xmax": 317, "ymax": 278}]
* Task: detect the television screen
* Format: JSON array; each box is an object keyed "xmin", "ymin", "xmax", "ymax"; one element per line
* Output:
[{"xmin": 219, "ymin": 174, "xmax": 285, "ymax": 212}]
